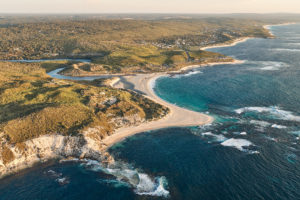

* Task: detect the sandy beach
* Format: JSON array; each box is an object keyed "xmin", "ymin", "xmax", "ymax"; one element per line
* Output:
[
  {"xmin": 263, "ymin": 22, "xmax": 296, "ymax": 37},
  {"xmin": 201, "ymin": 23, "xmax": 297, "ymax": 51},
  {"xmin": 201, "ymin": 37, "xmax": 252, "ymax": 50},
  {"xmin": 177, "ymin": 59, "xmax": 245, "ymax": 72},
  {"xmin": 101, "ymin": 73, "xmax": 214, "ymax": 149},
  {"xmin": 45, "ymin": 40, "xmax": 250, "ymax": 150},
  {"xmin": 101, "ymin": 50, "xmax": 248, "ymax": 149},
  {"xmin": 102, "ymin": 60, "xmax": 244, "ymax": 149}
]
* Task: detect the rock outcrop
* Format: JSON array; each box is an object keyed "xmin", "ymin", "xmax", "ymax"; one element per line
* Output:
[{"xmin": 0, "ymin": 130, "xmax": 114, "ymax": 178}]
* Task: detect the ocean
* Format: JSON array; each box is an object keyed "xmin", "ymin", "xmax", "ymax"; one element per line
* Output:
[{"xmin": 1, "ymin": 24, "xmax": 300, "ymax": 200}]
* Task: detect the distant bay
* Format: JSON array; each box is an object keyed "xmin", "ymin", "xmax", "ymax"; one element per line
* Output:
[{"xmin": 1, "ymin": 24, "xmax": 300, "ymax": 200}]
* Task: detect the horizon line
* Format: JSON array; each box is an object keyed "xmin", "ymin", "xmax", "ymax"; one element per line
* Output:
[{"xmin": 1, "ymin": 12, "xmax": 300, "ymax": 15}]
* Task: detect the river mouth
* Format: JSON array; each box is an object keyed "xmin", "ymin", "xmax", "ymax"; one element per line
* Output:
[
  {"xmin": 47, "ymin": 67, "xmax": 119, "ymax": 81},
  {"xmin": 1, "ymin": 24, "xmax": 300, "ymax": 200}
]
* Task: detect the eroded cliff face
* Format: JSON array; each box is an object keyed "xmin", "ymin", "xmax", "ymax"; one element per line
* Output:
[
  {"xmin": 0, "ymin": 130, "xmax": 114, "ymax": 178},
  {"xmin": 0, "ymin": 94, "xmax": 166, "ymax": 178},
  {"xmin": 0, "ymin": 62, "xmax": 169, "ymax": 179}
]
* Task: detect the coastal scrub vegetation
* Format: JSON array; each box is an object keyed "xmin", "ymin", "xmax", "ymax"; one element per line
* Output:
[
  {"xmin": 60, "ymin": 49, "xmax": 233, "ymax": 75},
  {"xmin": 0, "ymin": 16, "xmax": 274, "ymax": 74},
  {"xmin": 0, "ymin": 62, "xmax": 169, "ymax": 145}
]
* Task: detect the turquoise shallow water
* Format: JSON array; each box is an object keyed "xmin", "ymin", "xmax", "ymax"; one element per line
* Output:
[{"xmin": 1, "ymin": 24, "xmax": 300, "ymax": 200}]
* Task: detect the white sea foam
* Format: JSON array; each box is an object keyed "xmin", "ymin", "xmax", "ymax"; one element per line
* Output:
[
  {"xmin": 148, "ymin": 77, "xmax": 158, "ymax": 91},
  {"xmin": 172, "ymin": 70, "xmax": 202, "ymax": 78},
  {"xmin": 264, "ymin": 136, "xmax": 278, "ymax": 142},
  {"xmin": 47, "ymin": 170, "xmax": 62, "ymax": 178},
  {"xmin": 271, "ymin": 124, "xmax": 287, "ymax": 129},
  {"xmin": 81, "ymin": 160, "xmax": 169, "ymax": 197},
  {"xmin": 240, "ymin": 132, "xmax": 247, "ymax": 135},
  {"xmin": 272, "ymin": 48, "xmax": 300, "ymax": 52},
  {"xmin": 201, "ymin": 132, "xmax": 227, "ymax": 142},
  {"xmin": 197, "ymin": 124, "xmax": 213, "ymax": 133},
  {"xmin": 259, "ymin": 61, "xmax": 288, "ymax": 71},
  {"xmin": 59, "ymin": 158, "xmax": 80, "ymax": 163},
  {"xmin": 291, "ymin": 131, "xmax": 300, "ymax": 136},
  {"xmin": 97, "ymin": 179, "xmax": 130, "ymax": 188},
  {"xmin": 235, "ymin": 106, "xmax": 300, "ymax": 122},
  {"xmin": 249, "ymin": 120, "xmax": 271, "ymax": 127},
  {"xmin": 260, "ymin": 66, "xmax": 279, "ymax": 71},
  {"xmin": 247, "ymin": 61, "xmax": 289, "ymax": 71},
  {"xmin": 221, "ymin": 138, "xmax": 256, "ymax": 153},
  {"xmin": 198, "ymin": 123, "xmax": 212, "ymax": 129},
  {"xmin": 284, "ymin": 37, "xmax": 300, "ymax": 40},
  {"xmin": 235, "ymin": 107, "xmax": 272, "ymax": 114},
  {"xmin": 56, "ymin": 177, "xmax": 70, "ymax": 185},
  {"xmin": 135, "ymin": 176, "xmax": 169, "ymax": 197},
  {"xmin": 284, "ymin": 42, "xmax": 300, "ymax": 46}
]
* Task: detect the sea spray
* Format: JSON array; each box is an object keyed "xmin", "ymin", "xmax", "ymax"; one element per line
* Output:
[
  {"xmin": 201, "ymin": 132, "xmax": 227, "ymax": 142},
  {"xmin": 221, "ymin": 138, "xmax": 258, "ymax": 153},
  {"xmin": 235, "ymin": 106, "xmax": 300, "ymax": 122},
  {"xmin": 80, "ymin": 159, "xmax": 170, "ymax": 197},
  {"xmin": 171, "ymin": 70, "xmax": 203, "ymax": 78}
]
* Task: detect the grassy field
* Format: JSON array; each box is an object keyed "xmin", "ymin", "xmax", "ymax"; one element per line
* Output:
[
  {"xmin": 0, "ymin": 16, "xmax": 274, "ymax": 74},
  {"xmin": 59, "ymin": 49, "xmax": 233, "ymax": 75},
  {"xmin": 1, "ymin": 13, "xmax": 299, "ymax": 166},
  {"xmin": 0, "ymin": 62, "xmax": 169, "ymax": 145}
]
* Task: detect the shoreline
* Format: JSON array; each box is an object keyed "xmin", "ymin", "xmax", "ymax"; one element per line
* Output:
[
  {"xmin": 47, "ymin": 23, "xmax": 279, "ymax": 150},
  {"xmin": 263, "ymin": 22, "xmax": 296, "ymax": 37},
  {"xmin": 176, "ymin": 59, "xmax": 244, "ymax": 73},
  {"xmin": 102, "ymin": 60, "xmax": 245, "ymax": 149},
  {"xmin": 56, "ymin": 59, "xmax": 242, "ymax": 78},
  {"xmin": 0, "ymin": 22, "xmax": 295, "ymax": 180},
  {"xmin": 101, "ymin": 72, "xmax": 214, "ymax": 149},
  {"xmin": 0, "ymin": 22, "xmax": 292, "ymax": 178},
  {"xmin": 45, "ymin": 33, "xmax": 263, "ymax": 151},
  {"xmin": 201, "ymin": 37, "xmax": 252, "ymax": 51}
]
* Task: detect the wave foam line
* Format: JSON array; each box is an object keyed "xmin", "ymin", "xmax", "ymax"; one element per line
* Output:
[
  {"xmin": 221, "ymin": 138, "xmax": 258, "ymax": 154},
  {"xmin": 235, "ymin": 106, "xmax": 300, "ymax": 122},
  {"xmin": 81, "ymin": 160, "xmax": 170, "ymax": 197}
]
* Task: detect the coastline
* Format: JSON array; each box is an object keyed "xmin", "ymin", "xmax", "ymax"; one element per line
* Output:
[
  {"xmin": 45, "ymin": 33, "xmax": 260, "ymax": 151},
  {"xmin": 201, "ymin": 22, "xmax": 297, "ymax": 51},
  {"xmin": 57, "ymin": 59, "xmax": 241, "ymax": 78},
  {"xmin": 101, "ymin": 73, "xmax": 214, "ymax": 149},
  {"xmin": 201, "ymin": 37, "xmax": 252, "ymax": 51},
  {"xmin": 0, "ymin": 23, "xmax": 278, "ymax": 177},
  {"xmin": 177, "ymin": 59, "xmax": 244, "ymax": 73},
  {"xmin": 102, "ymin": 60, "xmax": 245, "ymax": 149},
  {"xmin": 263, "ymin": 22, "xmax": 296, "ymax": 37}
]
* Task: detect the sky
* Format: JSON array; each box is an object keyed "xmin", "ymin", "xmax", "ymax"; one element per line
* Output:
[{"xmin": 1, "ymin": 0, "xmax": 300, "ymax": 14}]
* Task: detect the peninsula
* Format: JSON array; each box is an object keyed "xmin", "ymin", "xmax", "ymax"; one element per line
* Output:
[{"xmin": 0, "ymin": 14, "xmax": 290, "ymax": 178}]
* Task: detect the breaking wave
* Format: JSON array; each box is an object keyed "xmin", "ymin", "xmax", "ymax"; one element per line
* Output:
[
  {"xmin": 248, "ymin": 120, "xmax": 287, "ymax": 130},
  {"xmin": 201, "ymin": 132, "xmax": 227, "ymax": 142},
  {"xmin": 249, "ymin": 61, "xmax": 289, "ymax": 71},
  {"xmin": 46, "ymin": 170, "xmax": 70, "ymax": 186},
  {"xmin": 235, "ymin": 106, "xmax": 300, "ymax": 122},
  {"xmin": 271, "ymin": 124, "xmax": 287, "ymax": 129},
  {"xmin": 272, "ymin": 48, "xmax": 300, "ymax": 52},
  {"xmin": 249, "ymin": 120, "xmax": 271, "ymax": 127},
  {"xmin": 291, "ymin": 131, "xmax": 300, "ymax": 140},
  {"xmin": 284, "ymin": 42, "xmax": 300, "ymax": 46},
  {"xmin": 81, "ymin": 160, "xmax": 170, "ymax": 198},
  {"xmin": 172, "ymin": 70, "xmax": 203, "ymax": 78},
  {"xmin": 221, "ymin": 138, "xmax": 258, "ymax": 153}
]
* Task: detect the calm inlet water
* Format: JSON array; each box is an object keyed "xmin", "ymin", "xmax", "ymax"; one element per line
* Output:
[{"xmin": 1, "ymin": 24, "xmax": 300, "ymax": 200}]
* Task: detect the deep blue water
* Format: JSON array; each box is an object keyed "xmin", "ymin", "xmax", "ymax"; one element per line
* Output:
[{"xmin": 1, "ymin": 24, "xmax": 300, "ymax": 200}]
